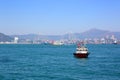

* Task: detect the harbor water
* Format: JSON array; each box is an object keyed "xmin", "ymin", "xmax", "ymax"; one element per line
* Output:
[{"xmin": 0, "ymin": 44, "xmax": 120, "ymax": 80}]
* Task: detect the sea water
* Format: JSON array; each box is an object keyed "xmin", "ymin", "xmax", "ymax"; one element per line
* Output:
[{"xmin": 0, "ymin": 44, "xmax": 120, "ymax": 80}]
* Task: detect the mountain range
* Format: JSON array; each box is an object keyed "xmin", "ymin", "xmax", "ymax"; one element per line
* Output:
[
  {"xmin": 0, "ymin": 29, "xmax": 120, "ymax": 42},
  {"xmin": 11, "ymin": 29, "xmax": 120, "ymax": 40},
  {"xmin": 75, "ymin": 29, "xmax": 120, "ymax": 39}
]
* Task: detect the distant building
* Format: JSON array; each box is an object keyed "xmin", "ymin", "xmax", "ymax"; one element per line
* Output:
[
  {"xmin": 14, "ymin": 37, "xmax": 19, "ymax": 43},
  {"xmin": 111, "ymin": 35, "xmax": 115, "ymax": 40}
]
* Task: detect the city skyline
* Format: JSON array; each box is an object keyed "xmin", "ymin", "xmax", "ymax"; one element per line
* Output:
[{"xmin": 0, "ymin": 0, "xmax": 120, "ymax": 35}]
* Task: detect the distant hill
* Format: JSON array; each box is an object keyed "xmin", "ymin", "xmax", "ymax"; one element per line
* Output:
[
  {"xmin": 0, "ymin": 33, "xmax": 13, "ymax": 42},
  {"xmin": 73, "ymin": 28, "xmax": 110, "ymax": 39},
  {"xmin": 10, "ymin": 29, "xmax": 120, "ymax": 40},
  {"xmin": 11, "ymin": 34, "xmax": 62, "ymax": 40},
  {"xmin": 77, "ymin": 28, "xmax": 120, "ymax": 39}
]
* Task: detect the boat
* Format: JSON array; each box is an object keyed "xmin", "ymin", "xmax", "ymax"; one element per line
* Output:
[
  {"xmin": 73, "ymin": 42, "xmax": 90, "ymax": 58},
  {"xmin": 52, "ymin": 41, "xmax": 64, "ymax": 45},
  {"xmin": 113, "ymin": 40, "xmax": 117, "ymax": 45}
]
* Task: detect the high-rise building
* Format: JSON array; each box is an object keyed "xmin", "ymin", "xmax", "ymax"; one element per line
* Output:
[{"xmin": 14, "ymin": 37, "xmax": 19, "ymax": 43}]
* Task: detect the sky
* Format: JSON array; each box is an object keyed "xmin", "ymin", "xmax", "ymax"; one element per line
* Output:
[{"xmin": 0, "ymin": 0, "xmax": 120, "ymax": 35}]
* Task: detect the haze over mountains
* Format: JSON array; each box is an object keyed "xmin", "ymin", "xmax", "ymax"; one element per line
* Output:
[
  {"xmin": 77, "ymin": 29, "xmax": 120, "ymax": 39},
  {"xmin": 0, "ymin": 29, "xmax": 120, "ymax": 42}
]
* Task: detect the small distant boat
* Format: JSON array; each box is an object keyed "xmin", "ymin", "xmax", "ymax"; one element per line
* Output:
[
  {"xmin": 52, "ymin": 41, "xmax": 64, "ymax": 45},
  {"xmin": 73, "ymin": 42, "xmax": 90, "ymax": 58},
  {"xmin": 113, "ymin": 40, "xmax": 117, "ymax": 45}
]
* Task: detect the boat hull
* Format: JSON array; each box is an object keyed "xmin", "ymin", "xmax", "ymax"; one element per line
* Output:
[{"xmin": 73, "ymin": 53, "xmax": 89, "ymax": 58}]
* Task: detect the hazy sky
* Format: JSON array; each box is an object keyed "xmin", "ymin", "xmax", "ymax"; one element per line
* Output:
[{"xmin": 0, "ymin": 0, "xmax": 120, "ymax": 35}]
